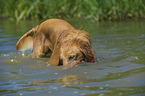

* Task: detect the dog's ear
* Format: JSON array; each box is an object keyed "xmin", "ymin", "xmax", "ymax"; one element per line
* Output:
[
  {"xmin": 48, "ymin": 45, "xmax": 60, "ymax": 66},
  {"xmin": 16, "ymin": 26, "xmax": 39, "ymax": 51},
  {"xmin": 81, "ymin": 47, "xmax": 96, "ymax": 62}
]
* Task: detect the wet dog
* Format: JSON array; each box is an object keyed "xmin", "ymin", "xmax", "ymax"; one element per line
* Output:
[{"xmin": 16, "ymin": 19, "xmax": 96, "ymax": 66}]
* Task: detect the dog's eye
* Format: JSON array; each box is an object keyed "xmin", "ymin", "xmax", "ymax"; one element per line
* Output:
[{"xmin": 69, "ymin": 56, "xmax": 75, "ymax": 61}]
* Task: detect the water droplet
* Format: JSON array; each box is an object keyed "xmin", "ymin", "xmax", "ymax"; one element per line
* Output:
[
  {"xmin": 135, "ymin": 56, "xmax": 139, "ymax": 60},
  {"xmin": 11, "ymin": 59, "xmax": 14, "ymax": 62},
  {"xmin": 85, "ymin": 86, "xmax": 90, "ymax": 88},
  {"xmin": 119, "ymin": 92, "xmax": 122, "ymax": 95},
  {"xmin": 46, "ymin": 64, "xmax": 50, "ymax": 66},
  {"xmin": 99, "ymin": 87, "xmax": 103, "ymax": 89},
  {"xmin": 84, "ymin": 72, "xmax": 87, "ymax": 74},
  {"xmin": 61, "ymin": 85, "xmax": 66, "ymax": 87},
  {"xmin": 22, "ymin": 53, "xmax": 25, "ymax": 56},
  {"xmin": 105, "ymin": 84, "xmax": 109, "ymax": 86},
  {"xmin": 73, "ymin": 91, "xmax": 79, "ymax": 94},
  {"xmin": 99, "ymin": 93, "xmax": 104, "ymax": 96},
  {"xmin": 80, "ymin": 93, "xmax": 86, "ymax": 95},
  {"xmin": 53, "ymin": 87, "xmax": 58, "ymax": 90},
  {"xmin": 20, "ymin": 93, "xmax": 23, "ymax": 95},
  {"xmin": 4, "ymin": 54, "xmax": 7, "ymax": 56}
]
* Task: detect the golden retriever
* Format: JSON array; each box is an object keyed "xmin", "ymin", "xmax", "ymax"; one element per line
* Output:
[{"xmin": 16, "ymin": 19, "xmax": 96, "ymax": 66}]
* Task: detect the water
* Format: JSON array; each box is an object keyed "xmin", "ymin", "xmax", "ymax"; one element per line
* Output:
[{"xmin": 0, "ymin": 19, "xmax": 145, "ymax": 96}]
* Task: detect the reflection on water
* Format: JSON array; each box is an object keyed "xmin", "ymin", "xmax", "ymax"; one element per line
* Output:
[
  {"xmin": 0, "ymin": 20, "xmax": 145, "ymax": 96},
  {"xmin": 33, "ymin": 75, "xmax": 97, "ymax": 86}
]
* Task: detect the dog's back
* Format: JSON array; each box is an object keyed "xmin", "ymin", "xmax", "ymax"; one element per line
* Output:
[
  {"xmin": 35, "ymin": 19, "xmax": 75, "ymax": 46},
  {"xmin": 16, "ymin": 19, "xmax": 74, "ymax": 51}
]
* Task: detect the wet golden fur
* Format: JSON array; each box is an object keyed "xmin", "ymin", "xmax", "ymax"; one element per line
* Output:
[{"xmin": 16, "ymin": 19, "xmax": 96, "ymax": 66}]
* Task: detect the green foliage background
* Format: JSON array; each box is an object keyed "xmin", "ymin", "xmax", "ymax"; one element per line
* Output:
[{"xmin": 0, "ymin": 0, "xmax": 145, "ymax": 21}]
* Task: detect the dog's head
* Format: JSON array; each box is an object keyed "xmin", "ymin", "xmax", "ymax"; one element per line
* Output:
[
  {"xmin": 59, "ymin": 41, "xmax": 96, "ymax": 66},
  {"xmin": 49, "ymin": 39, "xmax": 96, "ymax": 67},
  {"xmin": 60, "ymin": 43, "xmax": 84, "ymax": 66},
  {"xmin": 48, "ymin": 29, "xmax": 96, "ymax": 66}
]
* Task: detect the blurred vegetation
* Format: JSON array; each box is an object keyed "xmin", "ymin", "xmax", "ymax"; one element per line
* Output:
[{"xmin": 0, "ymin": 0, "xmax": 145, "ymax": 22}]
